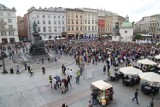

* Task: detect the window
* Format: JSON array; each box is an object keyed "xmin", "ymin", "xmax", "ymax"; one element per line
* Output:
[
  {"xmin": 58, "ymin": 16, "xmax": 60, "ymax": 18},
  {"xmin": 7, "ymin": 13, "xmax": 11, "ymax": 17},
  {"xmin": 76, "ymin": 26, "xmax": 78, "ymax": 31},
  {"xmin": 54, "ymin": 21, "xmax": 56, "ymax": 24},
  {"xmin": 43, "ymin": 15, "xmax": 45, "ymax": 18},
  {"xmin": 72, "ymin": 20, "xmax": 74, "ymax": 24},
  {"xmin": 80, "ymin": 26, "xmax": 83, "ymax": 31},
  {"xmin": 67, "ymin": 14, "xmax": 70, "ymax": 18},
  {"xmin": 92, "ymin": 20, "xmax": 94, "ymax": 24},
  {"xmin": 48, "ymin": 27, "xmax": 51, "ymax": 32},
  {"xmin": 43, "ymin": 27, "xmax": 46, "ymax": 32},
  {"xmin": 76, "ymin": 20, "xmax": 78, "ymax": 24},
  {"xmin": 0, "ymin": 12, "xmax": 3, "ymax": 16},
  {"xmin": 62, "ymin": 21, "xmax": 64, "ymax": 24},
  {"xmin": 9, "ymin": 31, "xmax": 14, "ymax": 35},
  {"xmin": 48, "ymin": 15, "xmax": 50, "ymax": 18},
  {"xmin": 72, "ymin": 26, "xmax": 74, "ymax": 31},
  {"xmin": 68, "ymin": 26, "xmax": 70, "ymax": 31},
  {"xmin": 71, "ymin": 14, "xmax": 73, "ymax": 18},
  {"xmin": 95, "ymin": 26, "xmax": 97, "ymax": 31},
  {"xmin": 58, "ymin": 21, "xmax": 60, "ymax": 24},
  {"xmin": 85, "ymin": 26, "xmax": 87, "ymax": 31},
  {"xmin": 92, "ymin": 26, "xmax": 94, "ymax": 31},
  {"xmin": 76, "ymin": 15, "xmax": 78, "ymax": 18},
  {"xmin": 43, "ymin": 20, "xmax": 45, "ymax": 24},
  {"xmin": 37, "ymin": 15, "xmax": 39, "ymax": 18},
  {"xmin": 37, "ymin": 20, "xmax": 40, "ymax": 24},
  {"xmin": 88, "ymin": 20, "xmax": 90, "ymax": 24},
  {"xmin": 1, "ymin": 19, "xmax": 4, "ymax": 22},
  {"xmin": 8, "ymin": 25, "xmax": 13, "ymax": 28},
  {"xmin": 125, "ymin": 31, "xmax": 127, "ymax": 33},
  {"xmin": 54, "ymin": 16, "xmax": 56, "ymax": 18},
  {"xmin": 88, "ymin": 26, "xmax": 90, "ymax": 31},
  {"xmin": 8, "ymin": 19, "xmax": 12, "ymax": 23},
  {"xmin": 1, "ymin": 25, "xmax": 5, "ymax": 29},
  {"xmin": 85, "ymin": 20, "xmax": 87, "ymax": 24},
  {"xmin": 1, "ymin": 31, "xmax": 6, "ymax": 35},
  {"xmin": 80, "ymin": 15, "xmax": 82, "ymax": 18},
  {"xmin": 62, "ymin": 27, "xmax": 65, "ymax": 32},
  {"xmin": 48, "ymin": 20, "xmax": 51, "ymax": 24},
  {"xmin": 80, "ymin": 20, "xmax": 82, "ymax": 24},
  {"xmin": 62, "ymin": 16, "xmax": 64, "ymax": 18},
  {"xmin": 38, "ymin": 27, "xmax": 40, "ymax": 32},
  {"xmin": 68, "ymin": 20, "xmax": 70, "ymax": 24},
  {"xmin": 54, "ymin": 26, "xmax": 57, "ymax": 32}
]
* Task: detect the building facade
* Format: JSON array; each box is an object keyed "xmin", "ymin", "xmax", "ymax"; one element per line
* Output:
[
  {"xmin": 0, "ymin": 4, "xmax": 19, "ymax": 44},
  {"xmin": 27, "ymin": 6, "xmax": 66, "ymax": 41},
  {"xmin": 149, "ymin": 14, "xmax": 160, "ymax": 37},
  {"xmin": 83, "ymin": 8, "xmax": 98, "ymax": 38},
  {"xmin": 98, "ymin": 16, "xmax": 105, "ymax": 36},
  {"xmin": 66, "ymin": 8, "xmax": 84, "ymax": 39},
  {"xmin": 105, "ymin": 15, "xmax": 112, "ymax": 34}
]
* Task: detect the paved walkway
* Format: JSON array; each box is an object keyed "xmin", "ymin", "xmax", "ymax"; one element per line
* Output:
[{"xmin": 0, "ymin": 55, "xmax": 160, "ymax": 107}]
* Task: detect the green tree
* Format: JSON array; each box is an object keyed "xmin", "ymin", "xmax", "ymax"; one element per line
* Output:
[{"xmin": 134, "ymin": 34, "xmax": 142, "ymax": 40}]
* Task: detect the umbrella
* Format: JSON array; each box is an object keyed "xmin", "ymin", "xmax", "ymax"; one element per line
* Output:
[
  {"xmin": 137, "ymin": 59, "xmax": 157, "ymax": 66},
  {"xmin": 119, "ymin": 66, "xmax": 143, "ymax": 75},
  {"xmin": 139, "ymin": 72, "xmax": 160, "ymax": 84},
  {"xmin": 155, "ymin": 54, "xmax": 160, "ymax": 59},
  {"xmin": 158, "ymin": 64, "xmax": 160, "ymax": 68}
]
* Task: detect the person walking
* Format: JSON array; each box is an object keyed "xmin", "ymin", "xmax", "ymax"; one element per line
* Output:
[
  {"xmin": 16, "ymin": 65, "xmax": 20, "ymax": 74},
  {"xmin": 49, "ymin": 75, "xmax": 53, "ymax": 88},
  {"xmin": 42, "ymin": 67, "xmax": 45, "ymax": 75},
  {"xmin": 67, "ymin": 75, "xmax": 72, "ymax": 87},
  {"xmin": 24, "ymin": 62, "xmax": 27, "ymax": 70},
  {"xmin": 42, "ymin": 58, "xmax": 44, "ymax": 64},
  {"xmin": 76, "ymin": 70, "xmax": 80, "ymax": 84},
  {"xmin": 88, "ymin": 100, "xmax": 93, "ymax": 107},
  {"xmin": 69, "ymin": 69, "xmax": 73, "ymax": 79},
  {"xmin": 132, "ymin": 89, "xmax": 139, "ymax": 104},
  {"xmin": 30, "ymin": 68, "xmax": 34, "ymax": 77},
  {"xmin": 103, "ymin": 65, "xmax": 106, "ymax": 74}
]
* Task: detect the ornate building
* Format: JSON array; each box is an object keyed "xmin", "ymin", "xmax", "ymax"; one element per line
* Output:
[
  {"xmin": 0, "ymin": 4, "xmax": 19, "ymax": 44},
  {"xmin": 26, "ymin": 6, "xmax": 66, "ymax": 41},
  {"xmin": 66, "ymin": 8, "xmax": 84, "ymax": 39},
  {"xmin": 83, "ymin": 8, "xmax": 98, "ymax": 39}
]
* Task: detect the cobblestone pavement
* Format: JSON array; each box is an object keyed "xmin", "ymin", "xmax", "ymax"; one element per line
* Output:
[{"xmin": 0, "ymin": 55, "xmax": 160, "ymax": 107}]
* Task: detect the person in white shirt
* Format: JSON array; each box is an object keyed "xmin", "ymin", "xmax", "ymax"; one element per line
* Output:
[{"xmin": 69, "ymin": 69, "xmax": 73, "ymax": 79}]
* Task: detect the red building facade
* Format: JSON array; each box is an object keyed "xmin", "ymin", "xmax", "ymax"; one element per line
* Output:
[
  {"xmin": 17, "ymin": 14, "xmax": 28, "ymax": 40},
  {"xmin": 98, "ymin": 16, "xmax": 105, "ymax": 37}
]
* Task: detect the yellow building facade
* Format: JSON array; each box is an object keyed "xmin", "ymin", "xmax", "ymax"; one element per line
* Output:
[{"xmin": 66, "ymin": 8, "xmax": 84, "ymax": 39}]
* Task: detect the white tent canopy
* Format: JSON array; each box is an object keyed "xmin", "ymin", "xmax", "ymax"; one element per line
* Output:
[
  {"xmin": 137, "ymin": 59, "xmax": 157, "ymax": 66},
  {"xmin": 139, "ymin": 72, "xmax": 160, "ymax": 86},
  {"xmin": 91, "ymin": 80, "xmax": 112, "ymax": 90},
  {"xmin": 140, "ymin": 34, "xmax": 153, "ymax": 37},
  {"xmin": 155, "ymin": 54, "xmax": 160, "ymax": 59},
  {"xmin": 119, "ymin": 66, "xmax": 143, "ymax": 75}
]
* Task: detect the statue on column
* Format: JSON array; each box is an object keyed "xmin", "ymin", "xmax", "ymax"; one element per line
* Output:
[{"xmin": 29, "ymin": 21, "xmax": 46, "ymax": 55}]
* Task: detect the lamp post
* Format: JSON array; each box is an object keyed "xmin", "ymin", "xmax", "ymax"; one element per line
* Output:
[{"xmin": 1, "ymin": 45, "xmax": 8, "ymax": 74}]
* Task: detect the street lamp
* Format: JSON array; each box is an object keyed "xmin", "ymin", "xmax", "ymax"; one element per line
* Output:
[{"xmin": 1, "ymin": 45, "xmax": 8, "ymax": 74}]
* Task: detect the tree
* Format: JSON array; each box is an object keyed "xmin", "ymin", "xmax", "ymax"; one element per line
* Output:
[{"xmin": 134, "ymin": 34, "xmax": 142, "ymax": 40}]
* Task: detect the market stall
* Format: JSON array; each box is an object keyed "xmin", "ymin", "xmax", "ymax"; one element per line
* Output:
[
  {"xmin": 91, "ymin": 80, "xmax": 114, "ymax": 106},
  {"xmin": 139, "ymin": 72, "xmax": 160, "ymax": 95}
]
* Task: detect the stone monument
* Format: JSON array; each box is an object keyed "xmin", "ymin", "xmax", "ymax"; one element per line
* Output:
[{"xmin": 29, "ymin": 21, "xmax": 46, "ymax": 56}]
